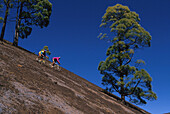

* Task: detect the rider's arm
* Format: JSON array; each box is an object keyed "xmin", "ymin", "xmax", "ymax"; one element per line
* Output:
[
  {"xmin": 40, "ymin": 51, "xmax": 44, "ymax": 56},
  {"xmin": 39, "ymin": 51, "xmax": 42, "ymax": 56},
  {"xmin": 57, "ymin": 60, "xmax": 60, "ymax": 64}
]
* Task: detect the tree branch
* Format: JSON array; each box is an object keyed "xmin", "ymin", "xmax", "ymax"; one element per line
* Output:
[
  {"xmin": 124, "ymin": 53, "xmax": 134, "ymax": 65},
  {"xmin": 112, "ymin": 83, "xmax": 119, "ymax": 92},
  {"xmin": 128, "ymin": 78, "xmax": 142, "ymax": 95}
]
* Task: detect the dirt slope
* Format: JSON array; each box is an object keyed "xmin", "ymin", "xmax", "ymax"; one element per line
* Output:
[{"xmin": 0, "ymin": 42, "xmax": 150, "ymax": 114}]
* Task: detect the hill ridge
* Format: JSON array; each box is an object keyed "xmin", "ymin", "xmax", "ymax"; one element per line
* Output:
[{"xmin": 0, "ymin": 41, "xmax": 150, "ymax": 113}]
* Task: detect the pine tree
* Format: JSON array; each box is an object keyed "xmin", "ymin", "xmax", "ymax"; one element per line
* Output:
[
  {"xmin": 0, "ymin": 0, "xmax": 14, "ymax": 41},
  {"xmin": 13, "ymin": 0, "xmax": 52, "ymax": 46},
  {"xmin": 98, "ymin": 4, "xmax": 157, "ymax": 104}
]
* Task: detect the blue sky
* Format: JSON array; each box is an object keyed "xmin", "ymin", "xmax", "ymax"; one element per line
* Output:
[{"xmin": 1, "ymin": 0, "xmax": 170, "ymax": 113}]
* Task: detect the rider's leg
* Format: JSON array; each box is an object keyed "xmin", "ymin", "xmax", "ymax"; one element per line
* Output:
[
  {"xmin": 53, "ymin": 59, "xmax": 57, "ymax": 66},
  {"xmin": 56, "ymin": 64, "xmax": 59, "ymax": 70},
  {"xmin": 37, "ymin": 53, "xmax": 42, "ymax": 62},
  {"xmin": 37, "ymin": 55, "xmax": 41, "ymax": 62},
  {"xmin": 38, "ymin": 53, "xmax": 41, "ymax": 59},
  {"xmin": 40, "ymin": 55, "xmax": 43, "ymax": 62},
  {"xmin": 51, "ymin": 59, "xmax": 55, "ymax": 67},
  {"xmin": 53, "ymin": 60, "xmax": 55, "ymax": 66}
]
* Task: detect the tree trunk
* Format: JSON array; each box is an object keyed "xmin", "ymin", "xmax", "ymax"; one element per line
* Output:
[
  {"xmin": 0, "ymin": 0, "xmax": 10, "ymax": 41},
  {"xmin": 118, "ymin": 34, "xmax": 126, "ymax": 104},
  {"xmin": 120, "ymin": 74, "xmax": 125, "ymax": 104},
  {"xmin": 13, "ymin": 2, "xmax": 23, "ymax": 46},
  {"xmin": 13, "ymin": 3, "xmax": 19, "ymax": 46}
]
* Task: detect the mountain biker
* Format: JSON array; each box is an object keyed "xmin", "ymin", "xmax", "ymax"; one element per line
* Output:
[
  {"xmin": 51, "ymin": 57, "xmax": 61, "ymax": 67},
  {"xmin": 38, "ymin": 49, "xmax": 48, "ymax": 62}
]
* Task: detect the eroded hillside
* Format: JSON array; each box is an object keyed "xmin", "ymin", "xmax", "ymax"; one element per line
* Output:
[{"xmin": 0, "ymin": 42, "xmax": 149, "ymax": 114}]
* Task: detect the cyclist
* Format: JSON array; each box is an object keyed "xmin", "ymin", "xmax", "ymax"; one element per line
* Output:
[
  {"xmin": 38, "ymin": 49, "xmax": 48, "ymax": 63},
  {"xmin": 51, "ymin": 57, "xmax": 61, "ymax": 67}
]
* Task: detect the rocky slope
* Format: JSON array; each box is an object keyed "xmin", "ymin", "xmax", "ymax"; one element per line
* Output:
[{"xmin": 0, "ymin": 41, "xmax": 149, "ymax": 114}]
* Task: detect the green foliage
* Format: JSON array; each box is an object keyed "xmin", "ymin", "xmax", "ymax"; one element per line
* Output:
[
  {"xmin": 18, "ymin": 25, "xmax": 32, "ymax": 39},
  {"xmin": 41, "ymin": 46, "xmax": 51, "ymax": 55},
  {"xmin": 126, "ymin": 69, "xmax": 157, "ymax": 104},
  {"xmin": 0, "ymin": 2, "xmax": 3, "ymax": 9},
  {"xmin": 17, "ymin": 0, "xmax": 52, "ymax": 39},
  {"xmin": 98, "ymin": 4, "xmax": 157, "ymax": 104},
  {"xmin": 23, "ymin": 0, "xmax": 52, "ymax": 27},
  {"xmin": 0, "ymin": 4, "xmax": 3, "ymax": 8},
  {"xmin": 1, "ymin": 0, "xmax": 15, "ymax": 9},
  {"xmin": 0, "ymin": 2, "xmax": 3, "ymax": 23},
  {"xmin": 0, "ymin": 17, "xmax": 3, "ymax": 23},
  {"xmin": 97, "ymin": 33, "xmax": 108, "ymax": 40}
]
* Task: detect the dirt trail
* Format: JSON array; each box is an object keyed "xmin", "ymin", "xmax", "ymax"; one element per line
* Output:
[{"xmin": 0, "ymin": 42, "xmax": 149, "ymax": 114}]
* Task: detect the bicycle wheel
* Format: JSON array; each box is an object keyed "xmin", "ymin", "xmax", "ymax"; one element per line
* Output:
[{"xmin": 56, "ymin": 65, "xmax": 61, "ymax": 71}]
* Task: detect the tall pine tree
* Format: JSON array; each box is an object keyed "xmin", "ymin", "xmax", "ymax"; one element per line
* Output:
[
  {"xmin": 13, "ymin": 0, "xmax": 52, "ymax": 46},
  {"xmin": 0, "ymin": 0, "xmax": 14, "ymax": 41},
  {"xmin": 98, "ymin": 4, "xmax": 157, "ymax": 104}
]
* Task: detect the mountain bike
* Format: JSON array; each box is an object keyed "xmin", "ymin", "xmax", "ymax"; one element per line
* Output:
[
  {"xmin": 49, "ymin": 63, "xmax": 61, "ymax": 71},
  {"xmin": 36, "ymin": 56, "xmax": 47, "ymax": 64}
]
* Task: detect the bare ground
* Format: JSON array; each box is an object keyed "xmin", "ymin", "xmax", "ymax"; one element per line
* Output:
[{"xmin": 0, "ymin": 42, "xmax": 149, "ymax": 114}]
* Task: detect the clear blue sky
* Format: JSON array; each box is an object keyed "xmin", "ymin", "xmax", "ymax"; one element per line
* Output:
[{"xmin": 1, "ymin": 0, "xmax": 170, "ymax": 113}]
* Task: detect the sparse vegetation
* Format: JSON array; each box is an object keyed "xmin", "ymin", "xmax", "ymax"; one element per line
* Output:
[{"xmin": 41, "ymin": 46, "xmax": 51, "ymax": 55}]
